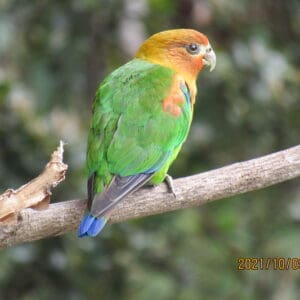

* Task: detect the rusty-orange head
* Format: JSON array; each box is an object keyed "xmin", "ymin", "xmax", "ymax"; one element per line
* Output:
[{"xmin": 135, "ymin": 29, "xmax": 216, "ymax": 84}]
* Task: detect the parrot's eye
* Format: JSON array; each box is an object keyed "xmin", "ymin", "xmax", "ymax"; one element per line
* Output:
[{"xmin": 186, "ymin": 43, "xmax": 200, "ymax": 55}]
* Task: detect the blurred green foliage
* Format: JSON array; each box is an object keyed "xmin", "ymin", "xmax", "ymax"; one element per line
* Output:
[{"xmin": 0, "ymin": 0, "xmax": 300, "ymax": 299}]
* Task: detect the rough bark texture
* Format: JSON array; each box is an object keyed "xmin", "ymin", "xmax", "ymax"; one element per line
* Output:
[
  {"xmin": 0, "ymin": 141, "xmax": 67, "ymax": 222},
  {"xmin": 0, "ymin": 144, "xmax": 299, "ymax": 249}
]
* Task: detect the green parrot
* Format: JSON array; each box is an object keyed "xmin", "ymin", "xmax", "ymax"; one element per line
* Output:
[{"xmin": 78, "ymin": 29, "xmax": 216, "ymax": 237}]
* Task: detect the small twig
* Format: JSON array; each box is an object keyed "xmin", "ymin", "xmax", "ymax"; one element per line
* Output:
[{"xmin": 0, "ymin": 141, "xmax": 67, "ymax": 222}]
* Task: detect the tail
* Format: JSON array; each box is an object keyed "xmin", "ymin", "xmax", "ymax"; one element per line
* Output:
[{"xmin": 78, "ymin": 214, "xmax": 108, "ymax": 238}]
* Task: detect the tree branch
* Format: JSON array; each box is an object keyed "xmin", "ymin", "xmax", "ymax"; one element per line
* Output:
[
  {"xmin": 0, "ymin": 141, "xmax": 68, "ymax": 223},
  {"xmin": 0, "ymin": 144, "xmax": 299, "ymax": 249}
]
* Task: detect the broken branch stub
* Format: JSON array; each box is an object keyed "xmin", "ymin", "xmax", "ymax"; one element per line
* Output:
[{"xmin": 0, "ymin": 141, "xmax": 68, "ymax": 222}]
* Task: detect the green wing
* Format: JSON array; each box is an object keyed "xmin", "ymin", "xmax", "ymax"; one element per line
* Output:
[{"xmin": 87, "ymin": 58, "xmax": 192, "ymax": 198}]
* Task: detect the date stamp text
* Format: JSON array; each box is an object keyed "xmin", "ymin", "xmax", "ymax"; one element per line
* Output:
[{"xmin": 237, "ymin": 257, "xmax": 300, "ymax": 270}]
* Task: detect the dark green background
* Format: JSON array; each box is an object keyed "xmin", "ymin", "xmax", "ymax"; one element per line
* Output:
[{"xmin": 0, "ymin": 0, "xmax": 299, "ymax": 299}]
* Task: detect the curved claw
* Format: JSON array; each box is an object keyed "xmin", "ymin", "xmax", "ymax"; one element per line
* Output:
[{"xmin": 165, "ymin": 174, "xmax": 176, "ymax": 198}]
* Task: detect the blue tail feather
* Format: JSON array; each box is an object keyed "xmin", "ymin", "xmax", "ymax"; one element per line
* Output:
[{"xmin": 78, "ymin": 214, "xmax": 108, "ymax": 238}]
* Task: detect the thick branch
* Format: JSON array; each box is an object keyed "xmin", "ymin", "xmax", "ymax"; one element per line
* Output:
[{"xmin": 0, "ymin": 145, "xmax": 299, "ymax": 248}]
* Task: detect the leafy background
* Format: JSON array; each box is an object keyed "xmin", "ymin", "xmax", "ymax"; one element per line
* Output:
[{"xmin": 0, "ymin": 0, "xmax": 299, "ymax": 299}]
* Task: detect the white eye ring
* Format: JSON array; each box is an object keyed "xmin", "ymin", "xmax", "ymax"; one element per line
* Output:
[{"xmin": 186, "ymin": 43, "xmax": 200, "ymax": 55}]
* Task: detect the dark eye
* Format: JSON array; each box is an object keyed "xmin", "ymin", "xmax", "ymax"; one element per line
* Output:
[{"xmin": 186, "ymin": 43, "xmax": 200, "ymax": 55}]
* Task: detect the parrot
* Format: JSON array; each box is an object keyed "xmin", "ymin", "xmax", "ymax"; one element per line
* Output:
[{"xmin": 78, "ymin": 29, "xmax": 216, "ymax": 237}]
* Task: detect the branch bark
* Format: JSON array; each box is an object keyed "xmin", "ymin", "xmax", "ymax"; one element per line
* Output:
[
  {"xmin": 0, "ymin": 141, "xmax": 67, "ymax": 222},
  {"xmin": 0, "ymin": 144, "xmax": 299, "ymax": 249}
]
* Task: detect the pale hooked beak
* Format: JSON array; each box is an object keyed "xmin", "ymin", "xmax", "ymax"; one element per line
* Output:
[{"xmin": 202, "ymin": 45, "xmax": 216, "ymax": 72}]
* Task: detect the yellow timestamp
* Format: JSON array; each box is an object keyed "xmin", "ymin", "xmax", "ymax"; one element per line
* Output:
[{"xmin": 236, "ymin": 257, "xmax": 300, "ymax": 270}]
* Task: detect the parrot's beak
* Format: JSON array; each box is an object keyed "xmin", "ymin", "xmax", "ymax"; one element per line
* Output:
[{"xmin": 202, "ymin": 45, "xmax": 216, "ymax": 72}]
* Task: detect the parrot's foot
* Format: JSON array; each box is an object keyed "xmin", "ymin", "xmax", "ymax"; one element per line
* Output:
[{"xmin": 165, "ymin": 174, "xmax": 176, "ymax": 198}]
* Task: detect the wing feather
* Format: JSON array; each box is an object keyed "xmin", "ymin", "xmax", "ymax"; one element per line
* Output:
[{"xmin": 87, "ymin": 58, "xmax": 192, "ymax": 216}]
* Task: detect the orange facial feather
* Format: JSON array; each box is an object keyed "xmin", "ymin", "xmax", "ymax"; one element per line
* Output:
[{"xmin": 135, "ymin": 29, "xmax": 210, "ymax": 100}]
